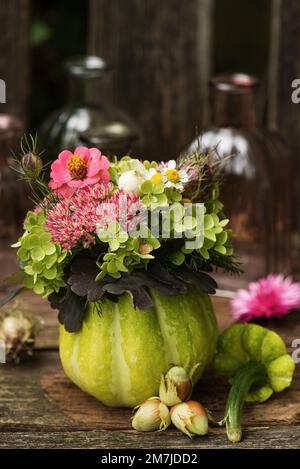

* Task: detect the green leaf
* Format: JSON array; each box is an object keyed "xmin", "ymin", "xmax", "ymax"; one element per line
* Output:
[
  {"xmin": 169, "ymin": 251, "xmax": 185, "ymax": 266},
  {"xmin": 141, "ymin": 180, "xmax": 153, "ymax": 194},
  {"xmin": 214, "ymin": 245, "xmax": 227, "ymax": 255},
  {"xmin": 31, "ymin": 261, "xmax": 44, "ymax": 274},
  {"xmin": 44, "ymin": 243, "xmax": 56, "ymax": 255},
  {"xmin": 171, "ymin": 190, "xmax": 182, "ymax": 202},
  {"xmin": 43, "ymin": 267, "xmax": 57, "ymax": 280},
  {"xmin": 204, "ymin": 214, "xmax": 214, "ymax": 230},
  {"xmin": 40, "ymin": 232, "xmax": 52, "ymax": 244},
  {"xmin": 152, "ymin": 181, "xmax": 165, "ymax": 194},
  {"xmin": 109, "ymin": 239, "xmax": 120, "ymax": 251},
  {"xmin": 205, "ymin": 230, "xmax": 216, "ymax": 242},
  {"xmin": 17, "ymin": 247, "xmax": 30, "ymax": 262},
  {"xmin": 216, "ymin": 231, "xmax": 228, "ymax": 245},
  {"xmin": 33, "ymin": 282, "xmax": 45, "ymax": 295},
  {"xmin": 31, "ymin": 246, "xmax": 45, "ymax": 261},
  {"xmin": 219, "ymin": 218, "xmax": 229, "ymax": 227},
  {"xmin": 45, "ymin": 254, "xmax": 57, "ymax": 269},
  {"xmin": 24, "ymin": 265, "xmax": 34, "ymax": 276},
  {"xmin": 107, "ymin": 261, "xmax": 118, "ymax": 274},
  {"xmin": 183, "ymin": 216, "xmax": 197, "ymax": 230},
  {"xmin": 29, "ymin": 234, "xmax": 40, "ymax": 248},
  {"xmin": 199, "ymin": 247, "xmax": 210, "ymax": 260}
]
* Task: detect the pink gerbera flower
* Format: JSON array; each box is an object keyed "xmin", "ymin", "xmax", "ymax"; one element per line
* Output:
[
  {"xmin": 231, "ymin": 274, "xmax": 300, "ymax": 322},
  {"xmin": 49, "ymin": 146, "xmax": 110, "ymax": 198},
  {"xmin": 45, "ymin": 182, "xmax": 113, "ymax": 250}
]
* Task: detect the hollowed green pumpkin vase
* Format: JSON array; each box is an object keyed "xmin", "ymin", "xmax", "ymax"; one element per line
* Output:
[{"xmin": 59, "ymin": 287, "xmax": 218, "ymax": 408}]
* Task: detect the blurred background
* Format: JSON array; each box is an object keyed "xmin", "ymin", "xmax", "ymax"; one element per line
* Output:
[{"xmin": 0, "ymin": 0, "xmax": 299, "ymax": 288}]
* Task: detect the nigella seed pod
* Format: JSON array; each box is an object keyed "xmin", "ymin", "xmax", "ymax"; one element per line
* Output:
[
  {"xmin": 170, "ymin": 401, "xmax": 209, "ymax": 438},
  {"xmin": 21, "ymin": 152, "xmax": 43, "ymax": 178},
  {"xmin": 159, "ymin": 366, "xmax": 193, "ymax": 406},
  {"xmin": 132, "ymin": 398, "xmax": 171, "ymax": 432}
]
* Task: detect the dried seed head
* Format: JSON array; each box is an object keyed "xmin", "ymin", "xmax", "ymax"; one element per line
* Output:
[{"xmin": 0, "ymin": 302, "xmax": 43, "ymax": 363}]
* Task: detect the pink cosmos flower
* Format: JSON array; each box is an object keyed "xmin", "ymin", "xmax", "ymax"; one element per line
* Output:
[
  {"xmin": 45, "ymin": 182, "xmax": 113, "ymax": 250},
  {"xmin": 49, "ymin": 146, "xmax": 110, "ymax": 198},
  {"xmin": 231, "ymin": 274, "xmax": 300, "ymax": 322}
]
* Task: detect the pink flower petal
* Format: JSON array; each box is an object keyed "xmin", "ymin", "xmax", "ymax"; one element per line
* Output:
[
  {"xmin": 83, "ymin": 177, "xmax": 101, "ymax": 185},
  {"xmin": 98, "ymin": 154, "xmax": 110, "ymax": 171},
  {"xmin": 86, "ymin": 154, "xmax": 101, "ymax": 178},
  {"xmin": 56, "ymin": 185, "xmax": 76, "ymax": 198},
  {"xmin": 88, "ymin": 147, "xmax": 102, "ymax": 160},
  {"xmin": 50, "ymin": 159, "xmax": 71, "ymax": 184},
  {"xmin": 58, "ymin": 149, "xmax": 73, "ymax": 162},
  {"xmin": 99, "ymin": 169, "xmax": 110, "ymax": 183},
  {"xmin": 74, "ymin": 146, "xmax": 90, "ymax": 162},
  {"xmin": 68, "ymin": 179, "xmax": 86, "ymax": 188}
]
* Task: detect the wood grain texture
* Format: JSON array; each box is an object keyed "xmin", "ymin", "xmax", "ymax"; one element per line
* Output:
[
  {"xmin": 0, "ymin": 292, "xmax": 299, "ymax": 448},
  {"xmin": 0, "ymin": 0, "xmax": 30, "ymax": 121},
  {"xmin": 278, "ymin": 0, "xmax": 300, "ymax": 235},
  {"xmin": 88, "ymin": 0, "xmax": 212, "ymax": 160}
]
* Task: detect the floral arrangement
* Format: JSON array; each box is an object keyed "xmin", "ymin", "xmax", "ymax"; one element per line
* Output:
[
  {"xmin": 9, "ymin": 139, "xmax": 240, "ymax": 332},
  {"xmin": 2, "ymin": 137, "xmax": 295, "ymax": 444}
]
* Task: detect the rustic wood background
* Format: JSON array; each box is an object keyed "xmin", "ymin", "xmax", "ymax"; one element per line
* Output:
[
  {"xmin": 0, "ymin": 0, "xmax": 30, "ymax": 123},
  {"xmin": 88, "ymin": 0, "xmax": 213, "ymax": 160}
]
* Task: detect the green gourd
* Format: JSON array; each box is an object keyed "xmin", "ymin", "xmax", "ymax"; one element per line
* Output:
[{"xmin": 59, "ymin": 287, "xmax": 218, "ymax": 408}]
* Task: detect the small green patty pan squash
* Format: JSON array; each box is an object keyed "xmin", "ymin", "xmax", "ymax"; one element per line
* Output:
[{"xmin": 59, "ymin": 287, "xmax": 218, "ymax": 408}]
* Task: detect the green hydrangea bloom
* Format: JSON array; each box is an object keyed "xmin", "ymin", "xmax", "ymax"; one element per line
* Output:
[
  {"xmin": 13, "ymin": 210, "xmax": 68, "ymax": 296},
  {"xmin": 97, "ymin": 222, "xmax": 160, "ymax": 279}
]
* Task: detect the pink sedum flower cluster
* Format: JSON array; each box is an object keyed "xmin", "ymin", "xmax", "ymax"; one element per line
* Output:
[
  {"xmin": 49, "ymin": 146, "xmax": 110, "ymax": 198},
  {"xmin": 231, "ymin": 274, "xmax": 300, "ymax": 322},
  {"xmin": 45, "ymin": 182, "xmax": 113, "ymax": 250},
  {"xmin": 96, "ymin": 190, "xmax": 146, "ymax": 233}
]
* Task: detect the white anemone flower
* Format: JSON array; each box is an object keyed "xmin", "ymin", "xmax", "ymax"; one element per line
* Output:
[
  {"xmin": 161, "ymin": 160, "xmax": 189, "ymax": 190},
  {"xmin": 143, "ymin": 167, "xmax": 164, "ymax": 185},
  {"xmin": 118, "ymin": 170, "xmax": 143, "ymax": 194}
]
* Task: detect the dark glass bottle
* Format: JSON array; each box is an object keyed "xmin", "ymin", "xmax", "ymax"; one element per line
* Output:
[
  {"xmin": 185, "ymin": 74, "xmax": 291, "ymax": 287},
  {"xmin": 40, "ymin": 56, "xmax": 142, "ymax": 161}
]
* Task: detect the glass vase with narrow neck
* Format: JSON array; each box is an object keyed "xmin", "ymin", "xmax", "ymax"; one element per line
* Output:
[
  {"xmin": 40, "ymin": 56, "xmax": 141, "ymax": 162},
  {"xmin": 183, "ymin": 73, "xmax": 291, "ymax": 289}
]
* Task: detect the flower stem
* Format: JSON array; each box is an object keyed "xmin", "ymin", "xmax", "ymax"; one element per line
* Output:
[{"xmin": 224, "ymin": 362, "xmax": 265, "ymax": 443}]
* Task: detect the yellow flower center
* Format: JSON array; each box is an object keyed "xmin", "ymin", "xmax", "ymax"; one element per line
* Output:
[
  {"xmin": 166, "ymin": 169, "xmax": 180, "ymax": 183},
  {"xmin": 67, "ymin": 154, "xmax": 87, "ymax": 180},
  {"xmin": 150, "ymin": 172, "xmax": 163, "ymax": 184}
]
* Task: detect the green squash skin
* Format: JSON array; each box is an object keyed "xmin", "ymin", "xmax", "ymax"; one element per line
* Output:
[{"xmin": 59, "ymin": 287, "xmax": 218, "ymax": 408}]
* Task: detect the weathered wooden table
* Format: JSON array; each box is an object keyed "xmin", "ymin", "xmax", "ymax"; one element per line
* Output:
[{"xmin": 0, "ymin": 289, "xmax": 299, "ymax": 449}]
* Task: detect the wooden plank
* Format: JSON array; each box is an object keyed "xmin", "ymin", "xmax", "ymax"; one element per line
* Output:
[
  {"xmin": 0, "ymin": 425, "xmax": 300, "ymax": 449},
  {"xmin": 0, "ymin": 0, "xmax": 30, "ymax": 121},
  {"xmin": 88, "ymin": 0, "xmax": 212, "ymax": 160},
  {"xmin": 0, "ymin": 348, "xmax": 299, "ymax": 447}
]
